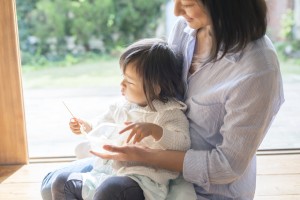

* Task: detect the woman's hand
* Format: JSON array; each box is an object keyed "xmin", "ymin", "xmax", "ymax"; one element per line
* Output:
[
  {"xmin": 90, "ymin": 144, "xmax": 186, "ymax": 172},
  {"xmin": 120, "ymin": 122, "xmax": 163, "ymax": 144},
  {"xmin": 90, "ymin": 144, "xmax": 152, "ymax": 162},
  {"xmin": 69, "ymin": 118, "xmax": 92, "ymax": 134}
]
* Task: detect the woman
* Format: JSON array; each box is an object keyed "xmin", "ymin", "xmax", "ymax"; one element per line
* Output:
[{"xmin": 41, "ymin": 0, "xmax": 284, "ymax": 199}]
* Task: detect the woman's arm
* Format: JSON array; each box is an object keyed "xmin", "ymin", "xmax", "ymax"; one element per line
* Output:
[
  {"xmin": 182, "ymin": 62, "xmax": 284, "ymax": 188},
  {"xmin": 90, "ymin": 145, "xmax": 186, "ymax": 172}
]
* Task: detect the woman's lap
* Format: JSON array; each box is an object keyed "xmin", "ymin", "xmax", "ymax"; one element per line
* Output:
[
  {"xmin": 40, "ymin": 157, "xmax": 144, "ymax": 200},
  {"xmin": 41, "ymin": 157, "xmax": 95, "ymax": 200}
]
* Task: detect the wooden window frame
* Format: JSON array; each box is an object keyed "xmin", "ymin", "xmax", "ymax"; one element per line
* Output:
[{"xmin": 0, "ymin": 0, "xmax": 28, "ymax": 165}]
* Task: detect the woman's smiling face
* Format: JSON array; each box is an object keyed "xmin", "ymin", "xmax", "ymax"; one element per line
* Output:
[{"xmin": 173, "ymin": 0, "xmax": 211, "ymax": 30}]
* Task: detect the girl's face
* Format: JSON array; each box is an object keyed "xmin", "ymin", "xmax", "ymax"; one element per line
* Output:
[
  {"xmin": 120, "ymin": 62, "xmax": 147, "ymax": 107},
  {"xmin": 173, "ymin": 0, "xmax": 211, "ymax": 30}
]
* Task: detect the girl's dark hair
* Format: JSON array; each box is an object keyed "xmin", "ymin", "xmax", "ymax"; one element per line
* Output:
[
  {"xmin": 119, "ymin": 38, "xmax": 184, "ymax": 111},
  {"xmin": 200, "ymin": 0, "xmax": 267, "ymax": 62}
]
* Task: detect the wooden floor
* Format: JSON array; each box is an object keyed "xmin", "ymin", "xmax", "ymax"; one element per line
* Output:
[{"xmin": 0, "ymin": 154, "xmax": 300, "ymax": 200}]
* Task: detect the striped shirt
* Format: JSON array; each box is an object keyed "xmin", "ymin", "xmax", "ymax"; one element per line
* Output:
[{"xmin": 168, "ymin": 17, "xmax": 284, "ymax": 200}]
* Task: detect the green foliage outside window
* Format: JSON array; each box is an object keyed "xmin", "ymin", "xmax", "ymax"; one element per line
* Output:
[
  {"xmin": 276, "ymin": 9, "xmax": 300, "ymax": 61},
  {"xmin": 16, "ymin": 0, "xmax": 165, "ymax": 66}
]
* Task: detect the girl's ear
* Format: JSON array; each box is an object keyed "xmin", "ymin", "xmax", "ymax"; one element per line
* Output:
[{"xmin": 154, "ymin": 85, "xmax": 161, "ymax": 96}]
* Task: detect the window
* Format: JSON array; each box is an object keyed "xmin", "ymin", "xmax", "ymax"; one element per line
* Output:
[
  {"xmin": 11, "ymin": 0, "xmax": 300, "ymax": 160},
  {"xmin": 17, "ymin": 0, "xmax": 167, "ymax": 158}
]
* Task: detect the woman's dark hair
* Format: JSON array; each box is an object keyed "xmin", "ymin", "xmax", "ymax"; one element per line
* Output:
[
  {"xmin": 200, "ymin": 0, "xmax": 267, "ymax": 62},
  {"xmin": 119, "ymin": 38, "xmax": 184, "ymax": 111}
]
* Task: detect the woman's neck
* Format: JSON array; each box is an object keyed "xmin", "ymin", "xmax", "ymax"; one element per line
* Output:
[
  {"xmin": 194, "ymin": 26, "xmax": 212, "ymax": 59},
  {"xmin": 189, "ymin": 26, "xmax": 212, "ymax": 74}
]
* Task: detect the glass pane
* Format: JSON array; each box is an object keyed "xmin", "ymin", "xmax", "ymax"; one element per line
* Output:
[
  {"xmin": 17, "ymin": 0, "xmax": 300, "ymax": 158},
  {"xmin": 17, "ymin": 0, "xmax": 166, "ymax": 157},
  {"xmin": 259, "ymin": 0, "xmax": 300, "ymax": 150}
]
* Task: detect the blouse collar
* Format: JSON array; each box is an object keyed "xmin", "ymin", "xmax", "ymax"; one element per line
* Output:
[{"xmin": 183, "ymin": 26, "xmax": 243, "ymax": 63}]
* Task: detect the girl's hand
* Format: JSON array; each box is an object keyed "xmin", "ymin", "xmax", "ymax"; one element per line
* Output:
[
  {"xmin": 120, "ymin": 122, "xmax": 163, "ymax": 144},
  {"xmin": 69, "ymin": 118, "xmax": 92, "ymax": 134}
]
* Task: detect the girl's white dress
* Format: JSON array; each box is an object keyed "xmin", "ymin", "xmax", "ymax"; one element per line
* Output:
[{"xmin": 79, "ymin": 99, "xmax": 195, "ymax": 200}]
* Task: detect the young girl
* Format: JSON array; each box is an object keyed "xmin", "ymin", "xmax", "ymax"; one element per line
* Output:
[{"xmin": 51, "ymin": 38, "xmax": 193, "ymax": 200}]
